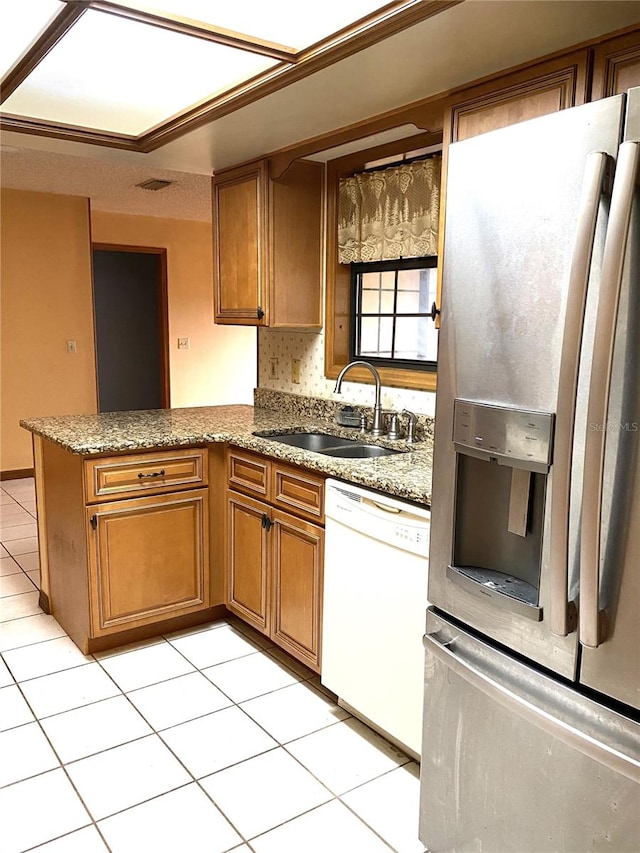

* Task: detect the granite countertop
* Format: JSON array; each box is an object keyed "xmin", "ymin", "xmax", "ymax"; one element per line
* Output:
[{"xmin": 21, "ymin": 404, "xmax": 433, "ymax": 506}]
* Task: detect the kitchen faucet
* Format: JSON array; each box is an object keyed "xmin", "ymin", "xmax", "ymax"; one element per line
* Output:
[{"xmin": 333, "ymin": 360, "xmax": 384, "ymax": 436}]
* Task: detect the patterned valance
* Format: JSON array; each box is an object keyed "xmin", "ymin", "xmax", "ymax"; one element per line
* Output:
[{"xmin": 337, "ymin": 156, "xmax": 441, "ymax": 264}]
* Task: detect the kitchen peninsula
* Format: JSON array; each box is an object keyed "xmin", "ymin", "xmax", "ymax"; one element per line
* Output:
[{"xmin": 20, "ymin": 394, "xmax": 433, "ymax": 659}]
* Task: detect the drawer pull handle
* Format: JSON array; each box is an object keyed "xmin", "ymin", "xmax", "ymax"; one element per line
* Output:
[{"xmin": 137, "ymin": 469, "xmax": 166, "ymax": 479}]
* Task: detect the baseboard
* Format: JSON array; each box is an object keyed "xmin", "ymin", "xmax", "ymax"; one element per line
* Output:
[{"xmin": 0, "ymin": 468, "xmax": 35, "ymax": 481}]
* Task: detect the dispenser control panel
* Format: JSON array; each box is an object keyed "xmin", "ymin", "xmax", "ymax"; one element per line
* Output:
[{"xmin": 453, "ymin": 400, "xmax": 554, "ymax": 469}]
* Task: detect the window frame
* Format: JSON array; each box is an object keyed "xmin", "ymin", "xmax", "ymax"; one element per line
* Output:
[
  {"xmin": 350, "ymin": 256, "xmax": 438, "ymax": 373},
  {"xmin": 323, "ymin": 125, "xmax": 443, "ymax": 393}
]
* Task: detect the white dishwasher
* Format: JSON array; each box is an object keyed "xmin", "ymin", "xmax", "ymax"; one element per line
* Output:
[{"xmin": 321, "ymin": 478, "xmax": 430, "ymax": 759}]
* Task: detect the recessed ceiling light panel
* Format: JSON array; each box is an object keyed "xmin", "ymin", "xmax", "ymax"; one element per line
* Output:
[
  {"xmin": 0, "ymin": 0, "xmax": 64, "ymax": 78},
  {"xmin": 1, "ymin": 9, "xmax": 281, "ymax": 135},
  {"xmin": 106, "ymin": 0, "xmax": 398, "ymax": 50}
]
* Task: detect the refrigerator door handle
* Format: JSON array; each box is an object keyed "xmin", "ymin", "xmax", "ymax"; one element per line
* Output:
[
  {"xmin": 550, "ymin": 151, "xmax": 610, "ymax": 637},
  {"xmin": 581, "ymin": 141, "xmax": 640, "ymax": 649}
]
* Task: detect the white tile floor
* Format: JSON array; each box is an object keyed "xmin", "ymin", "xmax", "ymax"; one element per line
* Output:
[{"xmin": 0, "ymin": 478, "xmax": 426, "ymax": 853}]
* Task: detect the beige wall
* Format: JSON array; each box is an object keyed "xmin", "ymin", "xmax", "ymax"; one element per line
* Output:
[
  {"xmin": 1, "ymin": 193, "xmax": 257, "ymax": 473},
  {"xmin": 90, "ymin": 211, "xmax": 256, "ymax": 411},
  {"xmin": 1, "ymin": 189, "xmax": 97, "ymax": 472}
]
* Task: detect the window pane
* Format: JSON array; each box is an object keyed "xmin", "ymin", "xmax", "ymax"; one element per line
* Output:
[
  {"xmin": 361, "ymin": 290, "xmax": 379, "ymax": 313},
  {"xmin": 360, "ymin": 271, "xmax": 382, "ymax": 291},
  {"xmin": 361, "ymin": 289, "xmax": 394, "ymax": 314},
  {"xmin": 395, "ymin": 316, "xmax": 438, "ymax": 361},
  {"xmin": 396, "ymin": 291, "xmax": 420, "ymax": 314},
  {"xmin": 397, "ymin": 268, "xmax": 422, "ymax": 291},
  {"xmin": 360, "ymin": 317, "xmax": 393, "ymax": 357}
]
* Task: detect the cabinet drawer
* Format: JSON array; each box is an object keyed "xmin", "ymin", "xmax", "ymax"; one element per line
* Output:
[
  {"xmin": 272, "ymin": 463, "xmax": 324, "ymax": 523},
  {"xmin": 85, "ymin": 449, "xmax": 207, "ymax": 503},
  {"xmin": 227, "ymin": 449, "xmax": 271, "ymax": 499}
]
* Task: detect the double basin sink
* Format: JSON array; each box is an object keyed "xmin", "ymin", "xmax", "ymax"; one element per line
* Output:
[{"xmin": 252, "ymin": 431, "xmax": 404, "ymax": 459}]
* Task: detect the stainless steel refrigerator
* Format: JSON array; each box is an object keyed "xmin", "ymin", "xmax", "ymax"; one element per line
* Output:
[{"xmin": 420, "ymin": 89, "xmax": 640, "ymax": 851}]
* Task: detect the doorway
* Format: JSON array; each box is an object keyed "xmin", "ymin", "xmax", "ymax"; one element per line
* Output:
[{"xmin": 92, "ymin": 245, "xmax": 170, "ymax": 413}]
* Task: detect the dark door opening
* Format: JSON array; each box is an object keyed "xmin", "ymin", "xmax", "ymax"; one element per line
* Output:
[{"xmin": 92, "ymin": 246, "xmax": 169, "ymax": 413}]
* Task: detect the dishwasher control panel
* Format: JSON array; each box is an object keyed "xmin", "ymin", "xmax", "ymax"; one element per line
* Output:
[
  {"xmin": 325, "ymin": 480, "xmax": 431, "ymax": 560},
  {"xmin": 394, "ymin": 524, "xmax": 429, "ymax": 549}
]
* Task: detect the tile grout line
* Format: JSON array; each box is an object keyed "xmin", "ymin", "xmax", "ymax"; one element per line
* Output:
[{"xmin": 1, "ymin": 483, "xmax": 416, "ymax": 851}]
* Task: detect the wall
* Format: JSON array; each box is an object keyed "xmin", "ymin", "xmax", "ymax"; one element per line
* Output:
[
  {"xmin": 91, "ymin": 211, "xmax": 257, "ymax": 411},
  {"xmin": 258, "ymin": 328, "xmax": 436, "ymax": 417},
  {"xmin": 0, "ymin": 194, "xmax": 258, "ymax": 473},
  {"xmin": 1, "ymin": 189, "xmax": 97, "ymax": 472}
]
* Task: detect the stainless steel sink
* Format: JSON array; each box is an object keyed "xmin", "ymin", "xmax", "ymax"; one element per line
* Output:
[
  {"xmin": 320, "ymin": 444, "xmax": 400, "ymax": 458},
  {"xmin": 252, "ymin": 431, "xmax": 403, "ymax": 458},
  {"xmin": 252, "ymin": 432, "xmax": 344, "ymax": 451}
]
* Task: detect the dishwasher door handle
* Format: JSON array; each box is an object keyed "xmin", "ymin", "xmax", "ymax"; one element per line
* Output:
[{"xmin": 371, "ymin": 501, "xmax": 402, "ymax": 514}]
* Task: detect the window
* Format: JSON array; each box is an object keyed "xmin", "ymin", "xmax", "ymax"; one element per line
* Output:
[{"xmin": 351, "ymin": 256, "xmax": 438, "ymax": 371}]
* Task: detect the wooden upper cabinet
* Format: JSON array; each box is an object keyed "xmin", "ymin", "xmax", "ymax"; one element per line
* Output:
[
  {"xmin": 591, "ymin": 29, "xmax": 640, "ymax": 100},
  {"xmin": 213, "ymin": 158, "xmax": 323, "ymax": 328},
  {"xmin": 446, "ymin": 50, "xmax": 590, "ymax": 144},
  {"xmin": 213, "ymin": 161, "xmax": 268, "ymax": 325}
]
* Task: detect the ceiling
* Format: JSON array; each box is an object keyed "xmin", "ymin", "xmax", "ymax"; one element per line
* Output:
[
  {"xmin": 1, "ymin": 0, "xmax": 425, "ymax": 141},
  {"xmin": 1, "ymin": 1, "xmax": 639, "ymax": 222}
]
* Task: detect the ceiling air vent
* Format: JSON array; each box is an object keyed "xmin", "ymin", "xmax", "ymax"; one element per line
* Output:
[{"xmin": 136, "ymin": 178, "xmax": 173, "ymax": 191}]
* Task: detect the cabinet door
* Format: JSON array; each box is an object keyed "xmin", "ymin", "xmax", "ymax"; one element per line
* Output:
[
  {"xmin": 227, "ymin": 490, "xmax": 270, "ymax": 634},
  {"xmin": 213, "ymin": 161, "xmax": 268, "ymax": 325},
  {"xmin": 270, "ymin": 508, "xmax": 324, "ymax": 672},
  {"xmin": 446, "ymin": 51, "xmax": 589, "ymax": 143},
  {"xmin": 591, "ymin": 29, "xmax": 640, "ymax": 100},
  {"xmin": 88, "ymin": 489, "xmax": 209, "ymax": 636},
  {"xmin": 269, "ymin": 160, "xmax": 323, "ymax": 329}
]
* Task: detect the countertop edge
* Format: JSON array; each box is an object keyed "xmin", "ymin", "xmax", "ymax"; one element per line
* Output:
[{"xmin": 21, "ymin": 406, "xmax": 432, "ymax": 506}]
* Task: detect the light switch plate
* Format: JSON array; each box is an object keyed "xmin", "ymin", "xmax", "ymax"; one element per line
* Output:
[{"xmin": 177, "ymin": 337, "xmax": 190, "ymax": 350}]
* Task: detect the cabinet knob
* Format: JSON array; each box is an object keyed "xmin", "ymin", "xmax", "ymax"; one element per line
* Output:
[
  {"xmin": 90, "ymin": 515, "xmax": 97, "ymax": 530},
  {"xmin": 257, "ymin": 307, "xmax": 265, "ymax": 320},
  {"xmin": 261, "ymin": 513, "xmax": 273, "ymax": 531}
]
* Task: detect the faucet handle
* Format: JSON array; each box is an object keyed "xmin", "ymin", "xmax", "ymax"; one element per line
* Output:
[
  {"xmin": 386, "ymin": 412, "xmax": 400, "ymax": 440},
  {"xmin": 402, "ymin": 409, "xmax": 418, "ymax": 443}
]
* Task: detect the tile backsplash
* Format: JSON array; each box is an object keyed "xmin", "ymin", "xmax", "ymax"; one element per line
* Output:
[{"xmin": 257, "ymin": 328, "xmax": 436, "ymax": 417}]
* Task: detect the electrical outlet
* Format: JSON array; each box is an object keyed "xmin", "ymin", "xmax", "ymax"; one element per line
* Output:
[
  {"xmin": 269, "ymin": 358, "xmax": 279, "ymax": 380},
  {"xmin": 291, "ymin": 358, "xmax": 301, "ymax": 384},
  {"xmin": 66, "ymin": 340, "xmax": 77, "ymax": 354},
  {"xmin": 177, "ymin": 337, "xmax": 190, "ymax": 350}
]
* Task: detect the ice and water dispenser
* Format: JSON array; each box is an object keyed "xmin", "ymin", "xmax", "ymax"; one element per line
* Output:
[{"xmin": 449, "ymin": 400, "xmax": 554, "ymax": 621}]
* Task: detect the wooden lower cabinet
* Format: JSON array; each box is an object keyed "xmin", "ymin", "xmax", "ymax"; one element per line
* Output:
[
  {"xmin": 226, "ymin": 466, "xmax": 325, "ymax": 673},
  {"xmin": 271, "ymin": 508, "xmax": 323, "ymax": 670},
  {"xmin": 88, "ymin": 489, "xmax": 209, "ymax": 636},
  {"xmin": 36, "ymin": 440, "xmax": 217, "ymax": 654}
]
